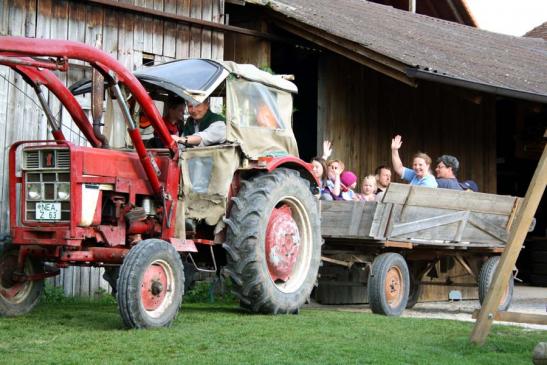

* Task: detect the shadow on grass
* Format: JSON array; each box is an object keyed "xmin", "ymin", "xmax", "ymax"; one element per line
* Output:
[
  {"xmin": 180, "ymin": 303, "xmax": 247, "ymax": 315},
  {"xmin": 30, "ymin": 302, "xmax": 125, "ymax": 331}
]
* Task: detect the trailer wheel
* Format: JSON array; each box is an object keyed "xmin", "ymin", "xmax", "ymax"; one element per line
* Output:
[
  {"xmin": 478, "ymin": 256, "xmax": 513, "ymax": 311},
  {"xmin": 368, "ymin": 253, "xmax": 409, "ymax": 316},
  {"xmin": 224, "ymin": 168, "xmax": 321, "ymax": 314},
  {"xmin": 117, "ymin": 239, "xmax": 184, "ymax": 328},
  {"xmin": 0, "ymin": 248, "xmax": 44, "ymax": 317}
]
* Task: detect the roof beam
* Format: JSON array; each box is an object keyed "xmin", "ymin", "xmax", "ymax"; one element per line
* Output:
[{"xmin": 82, "ymin": 0, "xmax": 284, "ymax": 42}]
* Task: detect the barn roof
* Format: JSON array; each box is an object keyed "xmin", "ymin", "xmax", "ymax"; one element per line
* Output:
[{"xmin": 254, "ymin": 0, "xmax": 547, "ymax": 103}]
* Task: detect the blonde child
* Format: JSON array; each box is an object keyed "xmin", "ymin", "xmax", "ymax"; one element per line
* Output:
[{"xmin": 357, "ymin": 175, "xmax": 377, "ymax": 202}]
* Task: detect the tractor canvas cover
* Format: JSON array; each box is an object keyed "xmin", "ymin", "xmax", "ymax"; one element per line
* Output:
[
  {"xmin": 223, "ymin": 61, "xmax": 299, "ymax": 159},
  {"xmin": 137, "ymin": 59, "xmax": 301, "ymax": 228},
  {"xmin": 136, "ymin": 59, "xmax": 299, "ymax": 159}
]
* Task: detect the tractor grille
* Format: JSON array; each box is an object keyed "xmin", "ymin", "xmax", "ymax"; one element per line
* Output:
[{"xmin": 23, "ymin": 148, "xmax": 71, "ymax": 222}]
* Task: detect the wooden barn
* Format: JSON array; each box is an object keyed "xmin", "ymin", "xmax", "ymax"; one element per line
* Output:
[{"xmin": 222, "ymin": 0, "xmax": 547, "ymax": 294}]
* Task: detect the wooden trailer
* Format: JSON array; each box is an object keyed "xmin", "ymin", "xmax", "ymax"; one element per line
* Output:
[{"xmin": 317, "ymin": 183, "xmax": 522, "ymax": 316}]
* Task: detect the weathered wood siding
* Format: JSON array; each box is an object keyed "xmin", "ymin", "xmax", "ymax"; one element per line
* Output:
[
  {"xmin": 317, "ymin": 53, "xmax": 497, "ymax": 193},
  {"xmin": 0, "ymin": 0, "xmax": 224, "ymax": 296}
]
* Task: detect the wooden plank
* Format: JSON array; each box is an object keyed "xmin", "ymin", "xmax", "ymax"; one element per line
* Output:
[
  {"xmin": 152, "ymin": 0, "xmax": 164, "ymax": 55},
  {"xmin": 103, "ymin": 6, "xmax": 119, "ymax": 58},
  {"xmin": 320, "ymin": 201, "xmax": 376, "ymax": 238},
  {"xmin": 0, "ymin": 66, "xmax": 10, "ymax": 231},
  {"xmin": 472, "ymin": 310, "xmax": 547, "ymax": 326},
  {"xmin": 118, "ymin": 0, "xmax": 136, "ymax": 70},
  {"xmin": 189, "ymin": 0, "xmax": 202, "ymax": 58},
  {"xmin": 384, "ymin": 240, "xmax": 413, "ymax": 249},
  {"xmin": 0, "ymin": 0, "xmax": 9, "ymax": 35},
  {"xmin": 25, "ymin": 0, "xmax": 37, "ymax": 37},
  {"xmin": 471, "ymin": 140, "xmax": 547, "ymax": 345},
  {"xmin": 141, "ymin": 0, "xmax": 154, "ymax": 53},
  {"xmin": 468, "ymin": 213, "xmax": 508, "ymax": 243},
  {"xmin": 175, "ymin": 0, "xmax": 191, "ymax": 59},
  {"xmin": 370, "ymin": 202, "xmax": 392, "ymax": 239},
  {"xmin": 163, "ymin": 0, "xmax": 177, "ymax": 58},
  {"xmin": 390, "ymin": 210, "xmax": 469, "ymax": 238},
  {"xmin": 348, "ymin": 201, "xmax": 365, "ymax": 236},
  {"xmin": 200, "ymin": 0, "xmax": 212, "ymax": 59},
  {"xmin": 393, "ymin": 205, "xmax": 509, "ymax": 245},
  {"xmin": 383, "ymin": 183, "xmax": 517, "ymax": 215},
  {"xmin": 133, "ymin": 0, "xmax": 145, "ymax": 52},
  {"xmin": 210, "ymin": 0, "xmax": 223, "ymax": 61},
  {"xmin": 8, "ymin": 0, "xmax": 26, "ymax": 36}
]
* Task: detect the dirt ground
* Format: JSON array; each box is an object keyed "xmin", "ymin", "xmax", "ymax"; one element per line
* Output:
[{"xmin": 307, "ymin": 285, "xmax": 547, "ymax": 330}]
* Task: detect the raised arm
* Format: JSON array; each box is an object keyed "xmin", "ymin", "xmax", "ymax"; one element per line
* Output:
[
  {"xmin": 322, "ymin": 140, "xmax": 333, "ymax": 161},
  {"xmin": 391, "ymin": 135, "xmax": 404, "ymax": 177}
]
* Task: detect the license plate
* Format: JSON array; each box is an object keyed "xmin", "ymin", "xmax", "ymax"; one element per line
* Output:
[{"xmin": 35, "ymin": 202, "xmax": 61, "ymax": 220}]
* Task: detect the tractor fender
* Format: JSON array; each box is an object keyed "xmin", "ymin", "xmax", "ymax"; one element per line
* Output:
[{"xmin": 254, "ymin": 155, "xmax": 319, "ymax": 188}]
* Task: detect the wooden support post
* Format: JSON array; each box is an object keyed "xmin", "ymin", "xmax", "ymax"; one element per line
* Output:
[{"xmin": 470, "ymin": 138, "xmax": 547, "ymax": 345}]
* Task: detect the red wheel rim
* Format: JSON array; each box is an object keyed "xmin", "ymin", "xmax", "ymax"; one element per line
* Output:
[
  {"xmin": 265, "ymin": 204, "xmax": 301, "ymax": 282},
  {"xmin": 141, "ymin": 263, "xmax": 169, "ymax": 311},
  {"xmin": 385, "ymin": 266, "xmax": 403, "ymax": 308}
]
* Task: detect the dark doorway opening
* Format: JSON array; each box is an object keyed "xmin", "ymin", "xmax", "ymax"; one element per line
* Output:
[
  {"xmin": 497, "ymin": 99, "xmax": 547, "ymax": 286},
  {"xmin": 271, "ymin": 29, "xmax": 319, "ymax": 162}
]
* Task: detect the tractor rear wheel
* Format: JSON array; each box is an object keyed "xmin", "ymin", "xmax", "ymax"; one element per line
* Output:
[
  {"xmin": 368, "ymin": 252, "xmax": 410, "ymax": 316},
  {"xmin": 478, "ymin": 256, "xmax": 513, "ymax": 311},
  {"xmin": 0, "ymin": 248, "xmax": 44, "ymax": 317},
  {"xmin": 224, "ymin": 168, "xmax": 321, "ymax": 314},
  {"xmin": 117, "ymin": 239, "xmax": 184, "ymax": 328}
]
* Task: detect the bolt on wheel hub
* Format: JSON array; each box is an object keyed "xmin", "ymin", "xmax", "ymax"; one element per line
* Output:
[{"xmin": 141, "ymin": 264, "xmax": 168, "ymax": 311}]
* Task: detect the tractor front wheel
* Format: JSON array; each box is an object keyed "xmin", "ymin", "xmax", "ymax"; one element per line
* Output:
[
  {"xmin": 224, "ymin": 168, "xmax": 321, "ymax": 314},
  {"xmin": 0, "ymin": 248, "xmax": 44, "ymax": 317},
  {"xmin": 117, "ymin": 239, "xmax": 184, "ymax": 328}
]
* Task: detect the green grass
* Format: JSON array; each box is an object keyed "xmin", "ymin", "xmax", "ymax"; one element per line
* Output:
[{"xmin": 0, "ymin": 300, "xmax": 544, "ymax": 365}]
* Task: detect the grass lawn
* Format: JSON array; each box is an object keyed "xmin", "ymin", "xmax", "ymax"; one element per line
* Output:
[{"xmin": 0, "ymin": 300, "xmax": 544, "ymax": 365}]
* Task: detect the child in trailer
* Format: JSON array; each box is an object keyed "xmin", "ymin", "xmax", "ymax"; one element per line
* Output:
[
  {"xmin": 340, "ymin": 170, "xmax": 359, "ymax": 201},
  {"xmin": 357, "ymin": 175, "xmax": 378, "ymax": 202}
]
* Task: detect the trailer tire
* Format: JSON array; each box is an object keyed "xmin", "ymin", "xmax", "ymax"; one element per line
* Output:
[
  {"xmin": 224, "ymin": 168, "xmax": 321, "ymax": 314},
  {"xmin": 0, "ymin": 248, "xmax": 44, "ymax": 317},
  {"xmin": 368, "ymin": 253, "xmax": 409, "ymax": 316},
  {"xmin": 478, "ymin": 256, "xmax": 513, "ymax": 311},
  {"xmin": 117, "ymin": 239, "xmax": 184, "ymax": 329}
]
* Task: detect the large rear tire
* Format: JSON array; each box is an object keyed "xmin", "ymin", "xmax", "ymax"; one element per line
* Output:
[
  {"xmin": 0, "ymin": 247, "xmax": 44, "ymax": 317},
  {"xmin": 117, "ymin": 239, "xmax": 184, "ymax": 328},
  {"xmin": 224, "ymin": 168, "xmax": 321, "ymax": 314},
  {"xmin": 478, "ymin": 256, "xmax": 513, "ymax": 311},
  {"xmin": 368, "ymin": 252, "xmax": 409, "ymax": 316}
]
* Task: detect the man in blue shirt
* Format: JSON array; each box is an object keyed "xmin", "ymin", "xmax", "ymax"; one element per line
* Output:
[
  {"xmin": 435, "ymin": 155, "xmax": 463, "ymax": 190},
  {"xmin": 391, "ymin": 135, "xmax": 437, "ymax": 188}
]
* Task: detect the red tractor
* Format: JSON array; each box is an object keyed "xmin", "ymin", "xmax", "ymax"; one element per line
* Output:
[{"xmin": 0, "ymin": 37, "xmax": 322, "ymax": 328}]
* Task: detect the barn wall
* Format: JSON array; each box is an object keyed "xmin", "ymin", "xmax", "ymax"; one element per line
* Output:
[
  {"xmin": 0, "ymin": 0, "xmax": 224, "ymax": 297},
  {"xmin": 317, "ymin": 53, "xmax": 497, "ymax": 193}
]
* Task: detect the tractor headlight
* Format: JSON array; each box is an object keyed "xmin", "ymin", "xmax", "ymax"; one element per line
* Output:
[
  {"xmin": 27, "ymin": 184, "xmax": 41, "ymax": 200},
  {"xmin": 57, "ymin": 183, "xmax": 70, "ymax": 200}
]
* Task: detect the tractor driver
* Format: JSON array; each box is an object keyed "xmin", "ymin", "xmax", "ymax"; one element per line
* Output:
[{"xmin": 172, "ymin": 98, "xmax": 226, "ymax": 147}]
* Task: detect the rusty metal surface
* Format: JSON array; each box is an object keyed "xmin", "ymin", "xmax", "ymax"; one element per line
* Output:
[{"xmin": 262, "ymin": 0, "xmax": 547, "ymax": 98}]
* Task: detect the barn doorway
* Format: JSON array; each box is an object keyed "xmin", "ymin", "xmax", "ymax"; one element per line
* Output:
[{"xmin": 271, "ymin": 30, "xmax": 320, "ymax": 162}]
